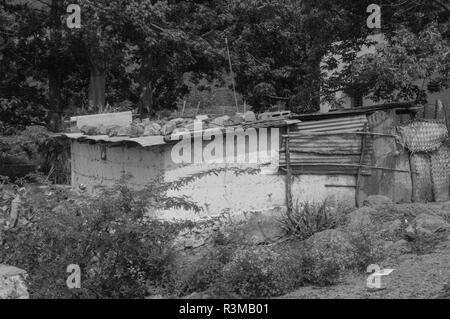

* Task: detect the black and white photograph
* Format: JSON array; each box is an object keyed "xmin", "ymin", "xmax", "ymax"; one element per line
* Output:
[{"xmin": 0, "ymin": 0, "xmax": 449, "ymax": 304}]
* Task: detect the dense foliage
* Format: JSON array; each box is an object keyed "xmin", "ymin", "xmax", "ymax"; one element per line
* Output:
[{"xmin": 1, "ymin": 0, "xmax": 449, "ymax": 130}]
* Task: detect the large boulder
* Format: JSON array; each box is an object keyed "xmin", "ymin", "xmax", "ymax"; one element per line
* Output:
[
  {"xmin": 406, "ymin": 213, "xmax": 450, "ymax": 239},
  {"xmin": 384, "ymin": 239, "xmax": 411, "ymax": 257},
  {"xmin": 0, "ymin": 265, "xmax": 29, "ymax": 299},
  {"xmin": 363, "ymin": 195, "xmax": 393, "ymax": 209},
  {"xmin": 234, "ymin": 211, "xmax": 284, "ymax": 244},
  {"xmin": 346, "ymin": 207, "xmax": 376, "ymax": 229},
  {"xmin": 346, "ymin": 206, "xmax": 405, "ymax": 241}
]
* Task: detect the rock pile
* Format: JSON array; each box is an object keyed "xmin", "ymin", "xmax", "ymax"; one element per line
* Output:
[
  {"xmin": 0, "ymin": 265, "xmax": 29, "ymax": 299},
  {"xmin": 79, "ymin": 111, "xmax": 259, "ymax": 138}
]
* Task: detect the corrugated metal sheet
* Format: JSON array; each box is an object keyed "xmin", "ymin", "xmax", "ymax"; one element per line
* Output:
[
  {"xmin": 292, "ymin": 102, "xmax": 419, "ymax": 121},
  {"xmin": 281, "ymin": 115, "xmax": 372, "ymax": 175},
  {"xmin": 61, "ymin": 118, "xmax": 300, "ymax": 147},
  {"xmin": 282, "ymin": 135, "xmax": 362, "ymax": 155},
  {"xmin": 291, "ymin": 115, "xmax": 367, "ymax": 133}
]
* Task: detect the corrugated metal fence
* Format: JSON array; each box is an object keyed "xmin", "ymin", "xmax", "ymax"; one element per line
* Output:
[{"xmin": 280, "ymin": 115, "xmax": 372, "ymax": 175}]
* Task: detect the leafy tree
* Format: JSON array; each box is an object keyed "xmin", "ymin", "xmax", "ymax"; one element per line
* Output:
[
  {"xmin": 0, "ymin": 0, "xmax": 227, "ymax": 131},
  {"xmin": 226, "ymin": 0, "xmax": 449, "ymax": 112},
  {"xmin": 322, "ymin": 0, "xmax": 450, "ymax": 107},
  {"xmin": 0, "ymin": 0, "xmax": 89, "ymax": 132},
  {"xmin": 225, "ymin": 0, "xmax": 374, "ymax": 112}
]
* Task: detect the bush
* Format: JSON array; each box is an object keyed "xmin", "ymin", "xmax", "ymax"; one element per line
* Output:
[
  {"xmin": 300, "ymin": 229, "xmax": 356, "ymax": 286},
  {"xmin": 346, "ymin": 223, "xmax": 385, "ymax": 271},
  {"xmin": 170, "ymin": 246, "xmax": 233, "ymax": 298},
  {"xmin": 220, "ymin": 246, "xmax": 303, "ymax": 298},
  {"xmin": 1, "ymin": 167, "xmax": 263, "ymax": 298},
  {"xmin": 408, "ymin": 229, "xmax": 443, "ymax": 255},
  {"xmin": 279, "ymin": 200, "xmax": 349, "ymax": 240},
  {"xmin": 301, "ymin": 252, "xmax": 343, "ymax": 286},
  {"xmin": 0, "ymin": 181, "xmax": 187, "ymax": 298},
  {"xmin": 167, "ymin": 226, "xmax": 242, "ymax": 298}
]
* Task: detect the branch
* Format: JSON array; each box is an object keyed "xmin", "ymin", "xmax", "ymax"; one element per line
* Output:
[
  {"xmin": 268, "ymin": 95, "xmax": 291, "ymax": 100},
  {"xmin": 431, "ymin": 0, "xmax": 450, "ymax": 13}
]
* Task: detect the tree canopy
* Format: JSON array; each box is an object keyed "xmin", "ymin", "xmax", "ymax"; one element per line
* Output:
[{"xmin": 0, "ymin": 0, "xmax": 449, "ymax": 132}]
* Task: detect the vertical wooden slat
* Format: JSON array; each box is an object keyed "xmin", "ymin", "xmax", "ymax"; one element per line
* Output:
[
  {"xmin": 438, "ymin": 99, "xmax": 450, "ymax": 133},
  {"xmin": 355, "ymin": 123, "xmax": 369, "ymax": 207},
  {"xmin": 285, "ymin": 126, "xmax": 294, "ymax": 215}
]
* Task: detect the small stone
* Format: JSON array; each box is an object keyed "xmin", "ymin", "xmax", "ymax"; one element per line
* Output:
[
  {"xmin": 184, "ymin": 238, "xmax": 206, "ymax": 249},
  {"xmin": 244, "ymin": 111, "xmax": 256, "ymax": 122},
  {"xmin": 130, "ymin": 124, "xmax": 145, "ymax": 137},
  {"xmin": 195, "ymin": 115, "xmax": 209, "ymax": 121},
  {"xmin": 211, "ymin": 115, "xmax": 230, "ymax": 127},
  {"xmin": 80, "ymin": 125, "xmax": 99, "ymax": 135},
  {"xmin": 143, "ymin": 122, "xmax": 161, "ymax": 136},
  {"xmin": 160, "ymin": 122, "xmax": 176, "ymax": 136},
  {"xmin": 118, "ymin": 126, "xmax": 132, "ymax": 136},
  {"xmin": 97, "ymin": 124, "xmax": 108, "ymax": 135},
  {"xmin": 170, "ymin": 118, "xmax": 185, "ymax": 125},
  {"xmin": 230, "ymin": 114, "xmax": 244, "ymax": 125},
  {"xmin": 106, "ymin": 125, "xmax": 121, "ymax": 137}
]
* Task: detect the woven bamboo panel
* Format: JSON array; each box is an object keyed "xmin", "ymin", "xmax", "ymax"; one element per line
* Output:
[
  {"xmin": 431, "ymin": 144, "xmax": 450, "ymax": 202},
  {"xmin": 398, "ymin": 120, "xmax": 448, "ymax": 153},
  {"xmin": 410, "ymin": 153, "xmax": 433, "ymax": 202}
]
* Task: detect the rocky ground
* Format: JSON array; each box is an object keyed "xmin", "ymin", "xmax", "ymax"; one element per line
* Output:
[
  {"xmin": 2, "ymin": 190, "xmax": 450, "ymax": 299},
  {"xmin": 282, "ymin": 198, "xmax": 450, "ymax": 299},
  {"xmin": 283, "ymin": 240, "xmax": 450, "ymax": 299}
]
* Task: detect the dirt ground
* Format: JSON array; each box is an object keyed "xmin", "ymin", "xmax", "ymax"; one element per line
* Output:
[{"xmin": 282, "ymin": 236, "xmax": 450, "ymax": 299}]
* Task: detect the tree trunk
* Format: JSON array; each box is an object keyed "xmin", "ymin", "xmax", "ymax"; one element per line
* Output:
[
  {"xmin": 88, "ymin": 65, "xmax": 106, "ymax": 112},
  {"xmin": 309, "ymin": 56, "xmax": 322, "ymax": 111},
  {"xmin": 46, "ymin": 0, "xmax": 63, "ymax": 132},
  {"xmin": 47, "ymin": 73, "xmax": 62, "ymax": 132},
  {"xmin": 138, "ymin": 53, "xmax": 153, "ymax": 115}
]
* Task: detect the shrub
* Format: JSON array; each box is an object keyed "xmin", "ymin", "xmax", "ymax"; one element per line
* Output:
[
  {"xmin": 408, "ymin": 229, "xmax": 443, "ymax": 255},
  {"xmin": 0, "ymin": 174, "xmax": 210, "ymax": 298},
  {"xmin": 279, "ymin": 200, "xmax": 349, "ymax": 240},
  {"xmin": 346, "ymin": 223, "xmax": 385, "ymax": 271},
  {"xmin": 168, "ymin": 227, "xmax": 242, "ymax": 298},
  {"xmin": 220, "ymin": 246, "xmax": 303, "ymax": 298},
  {"xmin": 300, "ymin": 229, "xmax": 356, "ymax": 286},
  {"xmin": 170, "ymin": 246, "xmax": 232, "ymax": 298},
  {"xmin": 301, "ymin": 252, "xmax": 343, "ymax": 286},
  {"xmin": 0, "ymin": 181, "xmax": 184, "ymax": 299},
  {"xmin": 0, "ymin": 167, "xmax": 261, "ymax": 298}
]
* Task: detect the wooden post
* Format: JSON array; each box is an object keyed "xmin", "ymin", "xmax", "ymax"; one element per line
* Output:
[
  {"xmin": 195, "ymin": 101, "xmax": 201, "ymax": 116},
  {"xmin": 285, "ymin": 126, "xmax": 294, "ymax": 215},
  {"xmin": 355, "ymin": 123, "xmax": 369, "ymax": 207},
  {"xmin": 438, "ymin": 99, "xmax": 450, "ymax": 133},
  {"xmin": 225, "ymin": 38, "xmax": 239, "ymax": 113},
  {"xmin": 408, "ymin": 153, "xmax": 416, "ymax": 202},
  {"xmin": 182, "ymin": 100, "xmax": 186, "ymax": 116}
]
